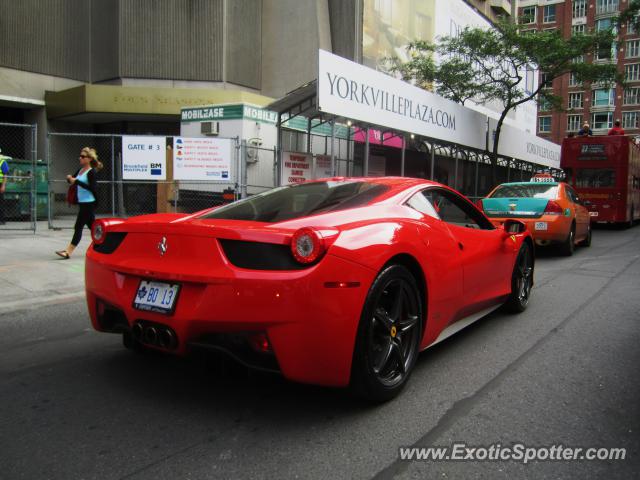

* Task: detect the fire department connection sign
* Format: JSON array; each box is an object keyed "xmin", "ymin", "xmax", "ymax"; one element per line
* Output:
[
  {"xmin": 173, "ymin": 137, "xmax": 233, "ymax": 181},
  {"xmin": 281, "ymin": 153, "xmax": 341, "ymax": 184},
  {"xmin": 122, "ymin": 136, "xmax": 166, "ymax": 180},
  {"xmin": 282, "ymin": 152, "xmax": 312, "ymax": 184}
]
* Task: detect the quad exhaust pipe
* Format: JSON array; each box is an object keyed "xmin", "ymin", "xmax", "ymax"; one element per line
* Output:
[{"xmin": 132, "ymin": 322, "xmax": 177, "ymax": 350}]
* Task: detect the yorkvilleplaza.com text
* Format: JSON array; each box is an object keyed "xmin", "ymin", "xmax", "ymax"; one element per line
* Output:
[{"xmin": 399, "ymin": 443, "xmax": 627, "ymax": 464}]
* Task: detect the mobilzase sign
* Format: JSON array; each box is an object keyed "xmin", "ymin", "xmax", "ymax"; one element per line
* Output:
[{"xmin": 317, "ymin": 49, "xmax": 487, "ymax": 151}]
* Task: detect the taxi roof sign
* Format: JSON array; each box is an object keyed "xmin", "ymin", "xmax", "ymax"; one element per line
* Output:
[{"xmin": 530, "ymin": 173, "xmax": 555, "ymax": 183}]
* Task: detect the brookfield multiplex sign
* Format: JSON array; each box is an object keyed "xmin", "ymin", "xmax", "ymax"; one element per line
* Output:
[{"xmin": 317, "ymin": 49, "xmax": 560, "ymax": 168}]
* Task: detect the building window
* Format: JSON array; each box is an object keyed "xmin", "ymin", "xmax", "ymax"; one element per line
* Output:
[
  {"xmin": 569, "ymin": 92, "xmax": 584, "ymax": 109},
  {"xmin": 522, "ymin": 6, "xmax": 536, "ymax": 24},
  {"xmin": 627, "ymin": 40, "xmax": 640, "ymax": 58},
  {"xmin": 629, "ymin": 21, "xmax": 638, "ymax": 35},
  {"xmin": 538, "ymin": 96, "xmax": 552, "ymax": 111},
  {"xmin": 592, "ymin": 88, "xmax": 616, "ymax": 106},
  {"xmin": 567, "ymin": 114, "xmax": 582, "ymax": 132},
  {"xmin": 572, "ymin": 24, "xmax": 586, "ymax": 35},
  {"xmin": 540, "ymin": 72, "xmax": 551, "ymax": 88},
  {"xmin": 543, "ymin": 5, "xmax": 556, "ymax": 23},
  {"xmin": 624, "ymin": 87, "xmax": 640, "ymax": 105},
  {"xmin": 596, "ymin": 18, "xmax": 613, "ymax": 31},
  {"xmin": 569, "ymin": 72, "xmax": 581, "ymax": 87},
  {"xmin": 596, "ymin": 43, "xmax": 616, "ymax": 60},
  {"xmin": 573, "ymin": 0, "xmax": 587, "ymax": 19},
  {"xmin": 626, "ymin": 63, "xmax": 640, "ymax": 81},
  {"xmin": 622, "ymin": 111, "xmax": 640, "ymax": 129},
  {"xmin": 596, "ymin": 0, "xmax": 619, "ymax": 15},
  {"xmin": 539, "ymin": 116, "xmax": 552, "ymax": 133},
  {"xmin": 592, "ymin": 112, "xmax": 614, "ymax": 130}
]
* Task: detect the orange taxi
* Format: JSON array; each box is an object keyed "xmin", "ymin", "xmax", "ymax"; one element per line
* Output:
[{"xmin": 478, "ymin": 174, "xmax": 591, "ymax": 255}]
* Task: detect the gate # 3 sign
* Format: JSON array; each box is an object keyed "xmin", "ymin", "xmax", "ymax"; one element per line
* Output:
[
  {"xmin": 122, "ymin": 136, "xmax": 166, "ymax": 180},
  {"xmin": 173, "ymin": 137, "xmax": 233, "ymax": 181}
]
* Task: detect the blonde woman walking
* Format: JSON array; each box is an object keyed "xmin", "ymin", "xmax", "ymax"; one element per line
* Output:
[{"xmin": 55, "ymin": 147, "xmax": 103, "ymax": 259}]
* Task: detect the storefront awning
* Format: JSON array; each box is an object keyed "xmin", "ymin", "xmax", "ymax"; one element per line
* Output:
[{"xmin": 45, "ymin": 85, "xmax": 274, "ymax": 122}]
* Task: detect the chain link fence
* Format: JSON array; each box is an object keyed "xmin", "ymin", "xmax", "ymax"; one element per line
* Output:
[
  {"xmin": 47, "ymin": 133, "xmax": 241, "ymax": 229},
  {"xmin": 0, "ymin": 122, "xmax": 38, "ymax": 232}
]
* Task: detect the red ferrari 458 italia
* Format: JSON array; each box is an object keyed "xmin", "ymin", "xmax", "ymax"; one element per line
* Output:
[{"xmin": 86, "ymin": 177, "xmax": 534, "ymax": 401}]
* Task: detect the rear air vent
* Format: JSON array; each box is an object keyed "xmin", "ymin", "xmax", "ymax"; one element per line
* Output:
[
  {"xmin": 219, "ymin": 239, "xmax": 307, "ymax": 270},
  {"xmin": 93, "ymin": 232, "xmax": 127, "ymax": 254}
]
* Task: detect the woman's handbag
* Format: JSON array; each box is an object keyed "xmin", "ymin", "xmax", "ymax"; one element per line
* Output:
[{"xmin": 66, "ymin": 183, "xmax": 78, "ymax": 206}]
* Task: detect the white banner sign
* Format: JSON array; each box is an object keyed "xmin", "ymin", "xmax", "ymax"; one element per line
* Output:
[
  {"xmin": 173, "ymin": 137, "xmax": 233, "ymax": 181},
  {"xmin": 122, "ymin": 136, "xmax": 166, "ymax": 180},
  {"xmin": 318, "ymin": 49, "xmax": 487, "ymax": 151},
  {"xmin": 489, "ymin": 120, "xmax": 561, "ymax": 169},
  {"xmin": 281, "ymin": 152, "xmax": 313, "ymax": 184},
  {"xmin": 314, "ymin": 155, "xmax": 333, "ymax": 178}
]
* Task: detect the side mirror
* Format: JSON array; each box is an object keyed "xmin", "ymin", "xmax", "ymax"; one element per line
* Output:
[{"xmin": 503, "ymin": 219, "xmax": 527, "ymax": 235}]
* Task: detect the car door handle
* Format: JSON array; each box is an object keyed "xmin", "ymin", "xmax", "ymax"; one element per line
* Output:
[{"xmin": 458, "ymin": 242, "xmax": 464, "ymax": 250}]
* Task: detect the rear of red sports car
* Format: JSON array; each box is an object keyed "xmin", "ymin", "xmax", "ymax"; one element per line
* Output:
[{"xmin": 86, "ymin": 180, "xmax": 400, "ymax": 388}]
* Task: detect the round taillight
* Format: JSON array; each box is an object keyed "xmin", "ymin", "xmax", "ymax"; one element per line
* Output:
[
  {"xmin": 291, "ymin": 227, "xmax": 324, "ymax": 264},
  {"xmin": 92, "ymin": 221, "xmax": 106, "ymax": 244}
]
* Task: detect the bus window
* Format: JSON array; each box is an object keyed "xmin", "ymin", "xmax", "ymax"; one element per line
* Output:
[
  {"xmin": 576, "ymin": 169, "xmax": 616, "ymax": 188},
  {"xmin": 563, "ymin": 168, "xmax": 573, "ymax": 185}
]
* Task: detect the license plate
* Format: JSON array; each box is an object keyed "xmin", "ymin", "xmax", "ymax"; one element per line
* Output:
[
  {"xmin": 534, "ymin": 222, "xmax": 547, "ymax": 231},
  {"xmin": 133, "ymin": 281, "xmax": 180, "ymax": 314},
  {"xmin": 589, "ymin": 211, "xmax": 599, "ymax": 217}
]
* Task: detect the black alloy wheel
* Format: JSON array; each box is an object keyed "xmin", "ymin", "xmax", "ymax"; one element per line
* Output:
[
  {"xmin": 351, "ymin": 264, "xmax": 422, "ymax": 402},
  {"xmin": 505, "ymin": 242, "xmax": 534, "ymax": 313}
]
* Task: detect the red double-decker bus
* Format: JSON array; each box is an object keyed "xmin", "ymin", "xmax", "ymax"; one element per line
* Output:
[{"xmin": 560, "ymin": 136, "xmax": 640, "ymax": 226}]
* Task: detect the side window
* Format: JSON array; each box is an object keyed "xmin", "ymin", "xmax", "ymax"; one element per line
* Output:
[
  {"xmin": 407, "ymin": 191, "xmax": 440, "ymax": 219},
  {"xmin": 422, "ymin": 188, "xmax": 494, "ymax": 230}
]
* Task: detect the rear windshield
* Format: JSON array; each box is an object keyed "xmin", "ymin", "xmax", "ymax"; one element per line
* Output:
[
  {"xmin": 488, "ymin": 184, "xmax": 559, "ymax": 199},
  {"xmin": 199, "ymin": 181, "xmax": 390, "ymax": 222},
  {"xmin": 576, "ymin": 168, "xmax": 616, "ymax": 188}
]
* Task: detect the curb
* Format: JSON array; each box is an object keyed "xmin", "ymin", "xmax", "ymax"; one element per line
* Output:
[{"xmin": 0, "ymin": 291, "xmax": 86, "ymax": 316}]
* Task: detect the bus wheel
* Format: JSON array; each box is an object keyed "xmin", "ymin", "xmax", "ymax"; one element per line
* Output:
[{"xmin": 559, "ymin": 224, "xmax": 575, "ymax": 256}]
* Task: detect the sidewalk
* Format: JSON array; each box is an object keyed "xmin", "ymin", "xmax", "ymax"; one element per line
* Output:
[{"xmin": 0, "ymin": 222, "xmax": 89, "ymax": 315}]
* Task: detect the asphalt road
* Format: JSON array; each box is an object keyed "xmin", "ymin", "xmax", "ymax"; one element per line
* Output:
[{"xmin": 1, "ymin": 226, "xmax": 639, "ymax": 480}]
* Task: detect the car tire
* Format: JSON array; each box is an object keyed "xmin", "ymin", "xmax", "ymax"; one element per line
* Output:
[
  {"xmin": 558, "ymin": 224, "xmax": 575, "ymax": 256},
  {"xmin": 504, "ymin": 242, "xmax": 534, "ymax": 313},
  {"xmin": 351, "ymin": 264, "xmax": 423, "ymax": 403},
  {"xmin": 581, "ymin": 223, "xmax": 592, "ymax": 247}
]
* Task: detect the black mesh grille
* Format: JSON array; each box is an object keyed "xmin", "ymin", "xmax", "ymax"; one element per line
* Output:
[
  {"xmin": 93, "ymin": 232, "xmax": 127, "ymax": 254},
  {"xmin": 219, "ymin": 239, "xmax": 306, "ymax": 270}
]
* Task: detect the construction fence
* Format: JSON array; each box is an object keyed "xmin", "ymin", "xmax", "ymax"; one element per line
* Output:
[
  {"xmin": 46, "ymin": 133, "xmax": 278, "ymax": 230},
  {"xmin": 0, "ymin": 122, "xmax": 38, "ymax": 232},
  {"xmin": 0, "ymin": 126, "xmax": 562, "ymax": 233}
]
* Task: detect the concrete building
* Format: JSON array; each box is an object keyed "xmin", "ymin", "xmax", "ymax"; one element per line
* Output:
[
  {"xmin": 519, "ymin": 0, "xmax": 636, "ymax": 143},
  {"xmin": 0, "ymin": 1, "xmax": 518, "ymax": 138}
]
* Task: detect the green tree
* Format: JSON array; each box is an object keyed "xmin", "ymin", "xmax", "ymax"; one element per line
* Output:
[{"xmin": 390, "ymin": 22, "xmax": 621, "ymax": 184}]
